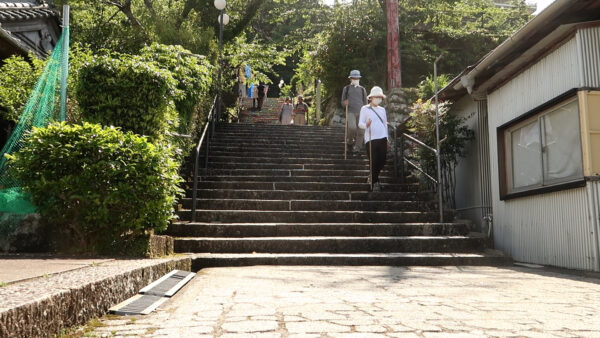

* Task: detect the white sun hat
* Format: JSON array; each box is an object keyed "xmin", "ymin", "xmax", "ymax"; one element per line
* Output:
[{"xmin": 367, "ymin": 86, "xmax": 386, "ymax": 99}]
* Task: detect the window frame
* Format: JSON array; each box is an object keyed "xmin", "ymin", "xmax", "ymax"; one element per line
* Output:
[{"xmin": 498, "ymin": 91, "xmax": 586, "ymax": 200}]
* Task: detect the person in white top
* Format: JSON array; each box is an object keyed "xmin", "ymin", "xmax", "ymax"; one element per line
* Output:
[{"xmin": 358, "ymin": 86, "xmax": 389, "ymax": 192}]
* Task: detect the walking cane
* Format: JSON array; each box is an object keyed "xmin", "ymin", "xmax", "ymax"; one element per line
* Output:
[
  {"xmin": 368, "ymin": 124, "xmax": 373, "ymax": 191},
  {"xmin": 344, "ymin": 104, "xmax": 348, "ymax": 160}
]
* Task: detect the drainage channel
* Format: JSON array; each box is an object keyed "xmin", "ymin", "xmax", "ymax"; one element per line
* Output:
[{"xmin": 109, "ymin": 270, "xmax": 195, "ymax": 315}]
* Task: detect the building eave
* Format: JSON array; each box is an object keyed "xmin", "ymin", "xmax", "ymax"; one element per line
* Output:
[{"xmin": 439, "ymin": 0, "xmax": 600, "ymax": 101}]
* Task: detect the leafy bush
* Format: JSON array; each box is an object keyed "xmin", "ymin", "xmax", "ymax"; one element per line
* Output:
[
  {"xmin": 407, "ymin": 99, "xmax": 474, "ymax": 208},
  {"xmin": 76, "ymin": 55, "xmax": 177, "ymax": 140},
  {"xmin": 0, "ymin": 55, "xmax": 44, "ymax": 123},
  {"xmin": 139, "ymin": 43, "xmax": 212, "ymax": 124},
  {"xmin": 8, "ymin": 122, "xmax": 182, "ymax": 252}
]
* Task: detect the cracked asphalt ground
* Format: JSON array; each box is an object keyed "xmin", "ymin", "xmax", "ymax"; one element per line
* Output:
[{"xmin": 85, "ymin": 266, "xmax": 600, "ymax": 337}]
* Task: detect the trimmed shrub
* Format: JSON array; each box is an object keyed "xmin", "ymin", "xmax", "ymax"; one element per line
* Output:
[
  {"xmin": 76, "ymin": 55, "xmax": 177, "ymax": 140},
  {"xmin": 139, "ymin": 43, "xmax": 212, "ymax": 131},
  {"xmin": 8, "ymin": 122, "xmax": 182, "ymax": 252},
  {"xmin": 0, "ymin": 55, "xmax": 44, "ymax": 123}
]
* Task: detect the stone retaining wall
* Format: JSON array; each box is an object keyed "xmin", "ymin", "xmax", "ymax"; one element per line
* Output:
[{"xmin": 0, "ymin": 257, "xmax": 191, "ymax": 337}]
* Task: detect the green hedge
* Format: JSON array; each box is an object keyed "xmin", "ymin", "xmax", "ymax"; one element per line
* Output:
[
  {"xmin": 139, "ymin": 43, "xmax": 212, "ymax": 133},
  {"xmin": 0, "ymin": 55, "xmax": 44, "ymax": 123},
  {"xmin": 8, "ymin": 122, "xmax": 182, "ymax": 252},
  {"xmin": 76, "ymin": 55, "xmax": 177, "ymax": 140}
]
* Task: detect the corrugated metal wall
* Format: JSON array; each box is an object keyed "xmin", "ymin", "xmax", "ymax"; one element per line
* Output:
[
  {"xmin": 487, "ymin": 32, "xmax": 600, "ymax": 271},
  {"xmin": 488, "ymin": 38, "xmax": 580, "ymax": 121},
  {"xmin": 585, "ymin": 180, "xmax": 600, "ymax": 271},
  {"xmin": 577, "ymin": 26, "xmax": 600, "ymax": 88}
]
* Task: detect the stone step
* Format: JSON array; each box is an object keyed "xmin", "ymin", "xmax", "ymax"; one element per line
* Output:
[
  {"xmin": 207, "ymin": 138, "xmax": 346, "ymax": 147},
  {"xmin": 177, "ymin": 210, "xmax": 440, "ymax": 223},
  {"xmin": 217, "ymin": 123, "xmax": 343, "ymax": 131},
  {"xmin": 195, "ymin": 175, "xmax": 404, "ymax": 184},
  {"xmin": 207, "ymin": 162, "xmax": 397, "ymax": 172},
  {"xmin": 185, "ymin": 189, "xmax": 431, "ymax": 201},
  {"xmin": 190, "ymin": 181, "xmax": 418, "ymax": 192},
  {"xmin": 166, "ymin": 222, "xmax": 470, "ymax": 237},
  {"xmin": 189, "ymin": 252, "xmax": 512, "ymax": 268},
  {"xmin": 197, "ymin": 168, "xmax": 407, "ymax": 179},
  {"xmin": 205, "ymin": 156, "xmax": 369, "ymax": 165},
  {"xmin": 180, "ymin": 198, "xmax": 435, "ymax": 211},
  {"xmin": 204, "ymin": 150, "xmax": 365, "ymax": 160},
  {"xmin": 174, "ymin": 235, "xmax": 485, "ymax": 253},
  {"xmin": 214, "ymin": 131, "xmax": 345, "ymax": 137},
  {"xmin": 203, "ymin": 150, "xmax": 364, "ymax": 159}
]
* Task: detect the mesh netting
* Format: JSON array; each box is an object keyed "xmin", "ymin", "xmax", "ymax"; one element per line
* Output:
[{"xmin": 0, "ymin": 27, "xmax": 69, "ymax": 215}]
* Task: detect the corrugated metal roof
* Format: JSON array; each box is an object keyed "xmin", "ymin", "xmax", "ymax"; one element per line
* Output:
[{"xmin": 440, "ymin": 0, "xmax": 600, "ymax": 100}]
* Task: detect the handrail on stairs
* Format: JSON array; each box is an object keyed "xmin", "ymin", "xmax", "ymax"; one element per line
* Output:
[
  {"xmin": 397, "ymin": 131, "xmax": 443, "ymax": 221},
  {"xmin": 190, "ymin": 95, "xmax": 218, "ymax": 223},
  {"xmin": 386, "ymin": 123, "xmax": 398, "ymax": 178}
]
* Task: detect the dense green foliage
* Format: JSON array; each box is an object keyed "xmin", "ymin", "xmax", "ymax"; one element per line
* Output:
[
  {"xmin": 138, "ymin": 43, "xmax": 213, "ymax": 135},
  {"xmin": 9, "ymin": 122, "xmax": 182, "ymax": 252},
  {"xmin": 76, "ymin": 55, "xmax": 177, "ymax": 139},
  {"xmin": 407, "ymin": 99, "xmax": 474, "ymax": 207},
  {"xmin": 52, "ymin": 0, "xmax": 265, "ymax": 56},
  {"xmin": 300, "ymin": 0, "xmax": 531, "ymax": 116},
  {"xmin": 0, "ymin": 55, "xmax": 44, "ymax": 123}
]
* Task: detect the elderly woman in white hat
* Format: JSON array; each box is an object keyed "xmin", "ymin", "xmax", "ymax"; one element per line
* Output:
[{"xmin": 358, "ymin": 86, "xmax": 389, "ymax": 192}]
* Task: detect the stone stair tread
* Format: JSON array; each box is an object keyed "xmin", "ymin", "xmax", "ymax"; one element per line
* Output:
[
  {"xmin": 187, "ymin": 209, "xmax": 434, "ymax": 215},
  {"xmin": 176, "ymin": 235, "xmax": 475, "ymax": 240},
  {"xmin": 187, "ymin": 189, "xmax": 429, "ymax": 198},
  {"xmin": 183, "ymin": 198, "xmax": 421, "ymax": 203},
  {"xmin": 174, "ymin": 222, "xmax": 464, "ymax": 226},
  {"xmin": 187, "ymin": 252, "xmax": 511, "ymax": 267},
  {"xmin": 190, "ymin": 252, "xmax": 506, "ymax": 258}
]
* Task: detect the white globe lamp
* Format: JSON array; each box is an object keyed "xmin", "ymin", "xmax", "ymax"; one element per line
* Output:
[
  {"xmin": 220, "ymin": 13, "xmax": 230, "ymax": 25},
  {"xmin": 214, "ymin": 0, "xmax": 226, "ymax": 10}
]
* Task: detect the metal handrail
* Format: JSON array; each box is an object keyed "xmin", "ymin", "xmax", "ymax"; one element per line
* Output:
[
  {"xmin": 403, "ymin": 156, "xmax": 437, "ymax": 184},
  {"xmin": 190, "ymin": 95, "xmax": 218, "ymax": 223},
  {"xmin": 386, "ymin": 123, "xmax": 398, "ymax": 177},
  {"xmin": 398, "ymin": 131, "xmax": 443, "ymax": 221},
  {"xmin": 402, "ymin": 132, "xmax": 437, "ymax": 154}
]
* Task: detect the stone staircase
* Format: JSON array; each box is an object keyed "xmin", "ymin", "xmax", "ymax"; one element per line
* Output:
[
  {"xmin": 168, "ymin": 123, "xmax": 510, "ymax": 269},
  {"xmin": 238, "ymin": 97, "xmax": 284, "ymax": 124}
]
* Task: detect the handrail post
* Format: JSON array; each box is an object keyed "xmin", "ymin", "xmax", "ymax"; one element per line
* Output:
[
  {"xmin": 191, "ymin": 147, "xmax": 199, "ymax": 223},
  {"xmin": 434, "ymin": 53, "xmax": 444, "ymax": 223},
  {"xmin": 393, "ymin": 127, "xmax": 397, "ymax": 178},
  {"xmin": 399, "ymin": 133, "xmax": 405, "ymax": 183},
  {"xmin": 205, "ymin": 125, "xmax": 210, "ymax": 168}
]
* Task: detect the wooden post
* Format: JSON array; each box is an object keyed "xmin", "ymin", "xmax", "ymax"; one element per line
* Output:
[{"xmin": 386, "ymin": 0, "xmax": 401, "ymax": 89}]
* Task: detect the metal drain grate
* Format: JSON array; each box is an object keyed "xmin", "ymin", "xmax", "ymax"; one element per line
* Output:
[
  {"xmin": 139, "ymin": 270, "xmax": 195, "ymax": 297},
  {"xmin": 109, "ymin": 295, "xmax": 169, "ymax": 316},
  {"xmin": 109, "ymin": 270, "xmax": 195, "ymax": 315}
]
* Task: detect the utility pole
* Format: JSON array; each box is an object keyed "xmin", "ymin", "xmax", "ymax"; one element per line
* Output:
[{"xmin": 385, "ymin": 0, "xmax": 401, "ymax": 90}]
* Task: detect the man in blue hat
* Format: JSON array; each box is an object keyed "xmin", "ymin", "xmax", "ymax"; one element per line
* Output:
[{"xmin": 341, "ymin": 70, "xmax": 368, "ymax": 154}]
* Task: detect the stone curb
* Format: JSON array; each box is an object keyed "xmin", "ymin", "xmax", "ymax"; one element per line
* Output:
[{"xmin": 0, "ymin": 256, "xmax": 191, "ymax": 337}]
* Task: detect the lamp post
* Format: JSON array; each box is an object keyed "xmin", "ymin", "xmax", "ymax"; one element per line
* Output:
[{"xmin": 214, "ymin": 0, "xmax": 228, "ymax": 121}]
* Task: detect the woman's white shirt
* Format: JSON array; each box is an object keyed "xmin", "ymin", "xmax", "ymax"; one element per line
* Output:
[{"xmin": 358, "ymin": 104, "xmax": 388, "ymax": 143}]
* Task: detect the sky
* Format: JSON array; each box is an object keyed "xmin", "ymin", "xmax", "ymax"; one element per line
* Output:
[{"xmin": 321, "ymin": 0, "xmax": 556, "ymax": 15}]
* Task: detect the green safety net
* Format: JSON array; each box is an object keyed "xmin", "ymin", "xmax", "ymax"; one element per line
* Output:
[{"xmin": 0, "ymin": 26, "xmax": 70, "ymax": 216}]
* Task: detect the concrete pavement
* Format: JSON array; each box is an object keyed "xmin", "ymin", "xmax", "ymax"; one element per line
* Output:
[
  {"xmin": 83, "ymin": 265, "xmax": 600, "ymax": 337},
  {"xmin": 0, "ymin": 254, "xmax": 114, "ymax": 284}
]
